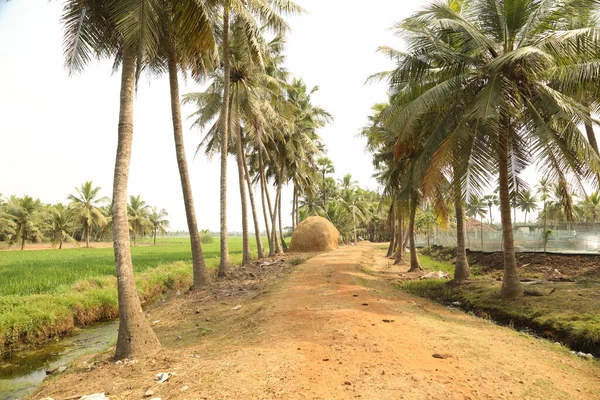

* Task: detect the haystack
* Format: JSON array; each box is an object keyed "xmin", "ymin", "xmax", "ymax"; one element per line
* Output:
[{"xmin": 289, "ymin": 216, "xmax": 340, "ymax": 252}]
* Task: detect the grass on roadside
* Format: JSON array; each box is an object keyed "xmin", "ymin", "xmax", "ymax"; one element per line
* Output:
[{"xmin": 400, "ymin": 253, "xmax": 600, "ymax": 356}]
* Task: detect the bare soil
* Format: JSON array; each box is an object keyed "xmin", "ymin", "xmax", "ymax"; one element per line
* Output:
[
  {"xmin": 424, "ymin": 246, "xmax": 600, "ymax": 280},
  {"xmin": 32, "ymin": 244, "xmax": 600, "ymax": 400}
]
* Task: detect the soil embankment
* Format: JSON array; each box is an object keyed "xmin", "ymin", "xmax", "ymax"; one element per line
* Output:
[{"xmin": 33, "ymin": 244, "xmax": 600, "ymax": 399}]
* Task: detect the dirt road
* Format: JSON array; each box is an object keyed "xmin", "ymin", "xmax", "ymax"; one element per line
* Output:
[{"xmin": 34, "ymin": 244, "xmax": 600, "ymax": 399}]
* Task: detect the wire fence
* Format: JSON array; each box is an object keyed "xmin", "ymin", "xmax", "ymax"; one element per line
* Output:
[{"xmin": 415, "ymin": 223, "xmax": 600, "ymax": 254}]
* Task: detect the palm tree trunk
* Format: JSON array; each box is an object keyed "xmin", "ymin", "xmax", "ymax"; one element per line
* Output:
[
  {"xmin": 86, "ymin": 224, "xmax": 90, "ymax": 248},
  {"xmin": 394, "ymin": 213, "xmax": 405, "ymax": 265},
  {"xmin": 59, "ymin": 234, "xmax": 63, "ymax": 250},
  {"xmin": 258, "ymin": 151, "xmax": 273, "ymax": 256},
  {"xmin": 386, "ymin": 203, "xmax": 395, "ymax": 258},
  {"xmin": 498, "ymin": 124, "xmax": 523, "ymax": 300},
  {"xmin": 153, "ymin": 229, "xmax": 157, "ymax": 246},
  {"xmin": 167, "ymin": 42, "xmax": 209, "ymax": 288},
  {"xmin": 241, "ymin": 144, "xmax": 265, "ymax": 259},
  {"xmin": 277, "ymin": 184, "xmax": 287, "ymax": 252},
  {"xmin": 113, "ymin": 48, "xmax": 161, "ymax": 360},
  {"xmin": 408, "ymin": 192, "xmax": 423, "ymax": 272},
  {"xmin": 218, "ymin": 8, "xmax": 232, "ymax": 277},
  {"xmin": 454, "ymin": 193, "xmax": 470, "ymax": 281},
  {"xmin": 235, "ymin": 123, "xmax": 252, "ymax": 266},
  {"xmin": 271, "ymin": 185, "xmax": 282, "ymax": 254}
]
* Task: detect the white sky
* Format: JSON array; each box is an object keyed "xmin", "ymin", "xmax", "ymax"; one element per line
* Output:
[
  {"xmin": 1, "ymin": 0, "xmax": 433, "ymax": 232},
  {"xmin": 3, "ymin": 0, "xmax": 579, "ymax": 231}
]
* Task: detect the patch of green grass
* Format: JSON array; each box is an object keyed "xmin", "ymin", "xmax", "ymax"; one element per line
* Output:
[
  {"xmin": 402, "ymin": 279, "xmax": 455, "ymax": 303},
  {"xmin": 0, "ymin": 237, "xmax": 266, "ymax": 296},
  {"xmin": 0, "ymin": 260, "xmax": 194, "ymax": 356},
  {"xmin": 0, "ymin": 237, "xmax": 268, "ymax": 356},
  {"xmin": 419, "ymin": 255, "xmax": 455, "ymax": 275},
  {"xmin": 405, "ymin": 252, "xmax": 600, "ymax": 355}
]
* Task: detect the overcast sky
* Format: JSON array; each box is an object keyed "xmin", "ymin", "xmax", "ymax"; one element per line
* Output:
[{"xmin": 1, "ymin": 0, "xmax": 437, "ymax": 232}]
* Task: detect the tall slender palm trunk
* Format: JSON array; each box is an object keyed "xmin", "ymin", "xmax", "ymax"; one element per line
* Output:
[
  {"xmin": 498, "ymin": 124, "xmax": 523, "ymax": 299},
  {"xmin": 277, "ymin": 184, "xmax": 287, "ymax": 252},
  {"xmin": 86, "ymin": 224, "xmax": 91, "ymax": 248},
  {"xmin": 235, "ymin": 124, "xmax": 252, "ymax": 265},
  {"xmin": 167, "ymin": 41, "xmax": 209, "ymax": 288},
  {"xmin": 394, "ymin": 213, "xmax": 405, "ymax": 265},
  {"xmin": 258, "ymin": 151, "xmax": 273, "ymax": 256},
  {"xmin": 408, "ymin": 192, "xmax": 423, "ymax": 272},
  {"xmin": 386, "ymin": 203, "xmax": 395, "ymax": 258},
  {"xmin": 291, "ymin": 186, "xmax": 297, "ymax": 230},
  {"xmin": 218, "ymin": 9, "xmax": 232, "ymax": 277},
  {"xmin": 271, "ymin": 184, "xmax": 282, "ymax": 254},
  {"xmin": 113, "ymin": 48, "xmax": 161, "ymax": 360},
  {"xmin": 454, "ymin": 194, "xmax": 470, "ymax": 281},
  {"xmin": 242, "ymin": 146, "xmax": 265, "ymax": 259}
]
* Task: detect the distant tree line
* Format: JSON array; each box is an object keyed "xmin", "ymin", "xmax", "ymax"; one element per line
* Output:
[{"xmin": 0, "ymin": 181, "xmax": 169, "ymax": 249}]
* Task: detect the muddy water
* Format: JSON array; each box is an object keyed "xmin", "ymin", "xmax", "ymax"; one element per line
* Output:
[{"xmin": 0, "ymin": 321, "xmax": 118, "ymax": 400}]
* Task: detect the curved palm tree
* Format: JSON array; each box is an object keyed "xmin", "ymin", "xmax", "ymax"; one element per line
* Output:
[
  {"xmin": 61, "ymin": 0, "xmax": 162, "ymax": 358},
  {"xmin": 379, "ymin": 0, "xmax": 600, "ymax": 298},
  {"xmin": 159, "ymin": 0, "xmax": 217, "ymax": 288},
  {"xmin": 68, "ymin": 181, "xmax": 108, "ymax": 248},
  {"xmin": 148, "ymin": 207, "xmax": 169, "ymax": 245}
]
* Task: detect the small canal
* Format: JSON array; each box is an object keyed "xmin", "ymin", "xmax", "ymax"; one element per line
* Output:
[{"xmin": 0, "ymin": 321, "xmax": 118, "ymax": 400}]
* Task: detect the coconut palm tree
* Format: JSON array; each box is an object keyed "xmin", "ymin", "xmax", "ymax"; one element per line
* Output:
[
  {"xmin": 158, "ymin": 0, "xmax": 217, "ymax": 288},
  {"xmin": 128, "ymin": 195, "xmax": 152, "ymax": 246},
  {"xmin": 68, "ymin": 181, "xmax": 108, "ymax": 248},
  {"xmin": 579, "ymin": 191, "xmax": 600, "ymax": 227},
  {"xmin": 46, "ymin": 204, "xmax": 78, "ymax": 249},
  {"xmin": 518, "ymin": 190, "xmax": 539, "ymax": 224},
  {"xmin": 148, "ymin": 207, "xmax": 169, "ymax": 245},
  {"xmin": 5, "ymin": 195, "xmax": 44, "ymax": 250},
  {"xmin": 466, "ymin": 195, "xmax": 487, "ymax": 251},
  {"xmin": 61, "ymin": 0, "xmax": 162, "ymax": 359},
  {"xmin": 379, "ymin": 0, "xmax": 600, "ymax": 299},
  {"xmin": 214, "ymin": 0, "xmax": 303, "ymax": 275},
  {"xmin": 482, "ymin": 195, "xmax": 499, "ymax": 226}
]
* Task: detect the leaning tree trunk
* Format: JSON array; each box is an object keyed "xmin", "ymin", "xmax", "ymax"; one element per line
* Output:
[
  {"xmin": 408, "ymin": 192, "xmax": 423, "ymax": 272},
  {"xmin": 218, "ymin": 9, "xmax": 232, "ymax": 277},
  {"xmin": 498, "ymin": 123, "xmax": 523, "ymax": 300},
  {"xmin": 453, "ymin": 191, "xmax": 470, "ymax": 281},
  {"xmin": 235, "ymin": 123, "xmax": 252, "ymax": 265},
  {"xmin": 242, "ymin": 145, "xmax": 265, "ymax": 259},
  {"xmin": 167, "ymin": 43, "xmax": 209, "ymax": 288},
  {"xmin": 113, "ymin": 48, "xmax": 161, "ymax": 360}
]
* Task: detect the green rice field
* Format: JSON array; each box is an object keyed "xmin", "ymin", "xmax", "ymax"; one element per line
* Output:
[
  {"xmin": 0, "ymin": 236, "xmax": 266, "ymax": 355},
  {"xmin": 0, "ymin": 236, "xmax": 260, "ymax": 296}
]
